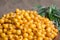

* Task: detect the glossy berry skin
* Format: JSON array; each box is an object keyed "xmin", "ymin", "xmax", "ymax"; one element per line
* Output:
[{"xmin": 0, "ymin": 9, "xmax": 58, "ymax": 40}]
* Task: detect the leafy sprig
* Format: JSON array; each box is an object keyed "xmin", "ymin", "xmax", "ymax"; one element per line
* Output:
[{"xmin": 35, "ymin": 5, "xmax": 60, "ymax": 31}]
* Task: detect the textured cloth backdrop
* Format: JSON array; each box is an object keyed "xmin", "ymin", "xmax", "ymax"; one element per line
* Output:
[{"xmin": 0, "ymin": 0, "xmax": 60, "ymax": 16}]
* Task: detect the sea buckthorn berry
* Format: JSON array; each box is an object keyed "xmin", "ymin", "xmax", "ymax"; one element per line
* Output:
[
  {"xmin": 27, "ymin": 28, "xmax": 32, "ymax": 33},
  {"xmin": 44, "ymin": 37, "xmax": 49, "ymax": 40},
  {"xmin": 23, "ymin": 38, "xmax": 28, "ymax": 40},
  {"xmin": 0, "ymin": 29, "xmax": 3, "ymax": 33},
  {"xmin": 0, "ymin": 25, "xmax": 3, "ymax": 29},
  {"xmin": 37, "ymin": 37, "xmax": 43, "ymax": 40},
  {"xmin": 37, "ymin": 32, "xmax": 42, "ymax": 36},
  {"xmin": 16, "ymin": 30, "xmax": 21, "ymax": 35},
  {"xmin": 3, "ymin": 29, "xmax": 7, "ymax": 33},
  {"xmin": 3, "ymin": 14, "xmax": 6, "ymax": 18},
  {"xmin": 1, "ymin": 33, "xmax": 6, "ymax": 37},
  {"xmin": 0, "ymin": 9, "xmax": 58, "ymax": 40},
  {"xmin": 28, "ymin": 35, "xmax": 33, "ymax": 39},
  {"xmin": 0, "ymin": 19, "xmax": 4, "ymax": 23},
  {"xmin": 6, "ymin": 14, "xmax": 10, "ymax": 18},
  {"xmin": 8, "ymin": 34, "xmax": 13, "ymax": 39},
  {"xmin": 12, "ymin": 29, "xmax": 16, "ymax": 34},
  {"xmin": 51, "ymin": 34, "xmax": 55, "ymax": 39},
  {"xmin": 7, "ymin": 31, "xmax": 12, "ymax": 35},
  {"xmin": 29, "ymin": 32, "xmax": 34, "ymax": 36},
  {"xmin": 22, "ymin": 10, "xmax": 25, "ymax": 13},
  {"xmin": 27, "ymin": 10, "xmax": 30, "ymax": 13},
  {"xmin": 3, "ymin": 24, "xmax": 8, "ymax": 29},
  {"xmin": 54, "ymin": 29, "xmax": 58, "ymax": 33},
  {"xmin": 23, "ymin": 33, "xmax": 28, "ymax": 37},
  {"xmin": 16, "ymin": 9, "xmax": 20, "ymax": 13},
  {"xmin": 3, "ymin": 36, "xmax": 8, "ymax": 40}
]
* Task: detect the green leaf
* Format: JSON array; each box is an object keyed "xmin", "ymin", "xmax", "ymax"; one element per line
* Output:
[
  {"xmin": 58, "ymin": 26, "xmax": 60, "ymax": 30},
  {"xmin": 35, "ymin": 5, "xmax": 60, "ymax": 31}
]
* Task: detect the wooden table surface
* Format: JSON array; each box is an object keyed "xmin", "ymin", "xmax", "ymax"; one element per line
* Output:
[{"xmin": 0, "ymin": 0, "xmax": 60, "ymax": 40}]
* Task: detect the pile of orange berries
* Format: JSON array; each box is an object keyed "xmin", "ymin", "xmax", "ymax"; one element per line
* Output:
[{"xmin": 0, "ymin": 9, "xmax": 58, "ymax": 40}]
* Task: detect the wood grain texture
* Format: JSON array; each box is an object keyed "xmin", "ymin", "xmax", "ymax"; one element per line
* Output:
[
  {"xmin": 0, "ymin": 0, "xmax": 60, "ymax": 40},
  {"xmin": 54, "ymin": 33, "xmax": 60, "ymax": 40}
]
